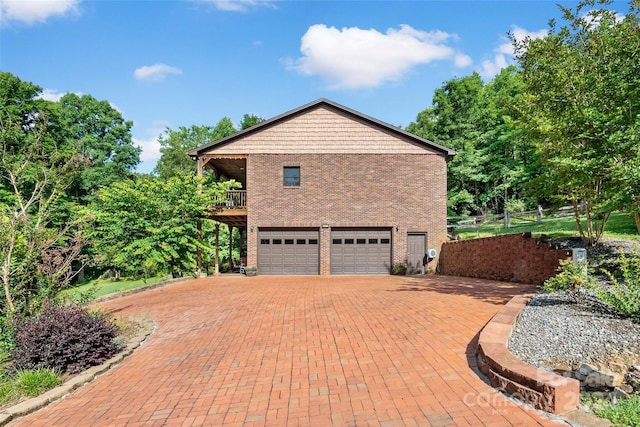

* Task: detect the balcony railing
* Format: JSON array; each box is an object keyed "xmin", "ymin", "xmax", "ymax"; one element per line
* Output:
[{"xmin": 214, "ymin": 190, "xmax": 246, "ymax": 210}]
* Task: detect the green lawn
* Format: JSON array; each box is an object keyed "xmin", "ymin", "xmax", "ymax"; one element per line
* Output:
[
  {"xmin": 452, "ymin": 211, "xmax": 639, "ymax": 241},
  {"xmin": 64, "ymin": 274, "xmax": 173, "ymax": 302}
]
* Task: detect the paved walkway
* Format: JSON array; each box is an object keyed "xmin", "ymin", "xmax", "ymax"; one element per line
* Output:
[{"xmin": 10, "ymin": 276, "xmax": 566, "ymax": 426}]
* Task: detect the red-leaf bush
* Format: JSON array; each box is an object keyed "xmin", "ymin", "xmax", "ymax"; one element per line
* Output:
[{"xmin": 11, "ymin": 302, "xmax": 120, "ymax": 374}]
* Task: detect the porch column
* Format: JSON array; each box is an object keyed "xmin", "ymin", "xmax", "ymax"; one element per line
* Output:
[
  {"xmin": 214, "ymin": 223, "xmax": 220, "ymax": 276},
  {"xmin": 228, "ymin": 225, "xmax": 234, "ymax": 268},
  {"xmin": 196, "ymin": 157, "xmax": 204, "ymax": 275},
  {"xmin": 196, "ymin": 221, "xmax": 203, "ymax": 277}
]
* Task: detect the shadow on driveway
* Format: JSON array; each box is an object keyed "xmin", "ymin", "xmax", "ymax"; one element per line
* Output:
[{"xmin": 391, "ymin": 274, "xmax": 539, "ymax": 305}]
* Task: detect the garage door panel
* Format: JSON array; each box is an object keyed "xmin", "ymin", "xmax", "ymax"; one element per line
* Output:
[
  {"xmin": 331, "ymin": 228, "xmax": 391, "ymax": 274},
  {"xmin": 258, "ymin": 229, "xmax": 319, "ymax": 275}
]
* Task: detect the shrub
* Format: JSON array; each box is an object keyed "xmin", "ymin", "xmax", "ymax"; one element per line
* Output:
[
  {"xmin": 543, "ymin": 259, "xmax": 594, "ymax": 303},
  {"xmin": 391, "ymin": 264, "xmax": 407, "ymax": 275},
  {"xmin": 12, "ymin": 302, "xmax": 121, "ymax": 374},
  {"xmin": 597, "ymin": 251, "xmax": 640, "ymax": 322},
  {"xmin": 504, "ymin": 198, "xmax": 527, "ymax": 213}
]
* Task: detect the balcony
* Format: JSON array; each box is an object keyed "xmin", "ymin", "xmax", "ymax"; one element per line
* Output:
[
  {"xmin": 206, "ymin": 190, "xmax": 247, "ymax": 228},
  {"xmin": 215, "ymin": 190, "xmax": 246, "ymax": 210}
]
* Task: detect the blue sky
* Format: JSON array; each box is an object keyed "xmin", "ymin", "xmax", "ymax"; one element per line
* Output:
[{"xmin": 0, "ymin": 0, "xmax": 626, "ymax": 173}]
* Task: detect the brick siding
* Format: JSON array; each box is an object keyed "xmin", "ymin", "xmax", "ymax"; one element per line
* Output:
[
  {"xmin": 438, "ymin": 233, "xmax": 573, "ymax": 285},
  {"xmin": 247, "ymin": 153, "xmax": 448, "ymax": 274}
]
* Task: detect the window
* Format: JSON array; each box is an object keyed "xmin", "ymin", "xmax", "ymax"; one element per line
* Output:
[
  {"xmin": 283, "ymin": 166, "xmax": 300, "ymax": 186},
  {"xmin": 369, "ymin": 239, "xmax": 378, "ymax": 244},
  {"xmin": 357, "ymin": 239, "xmax": 366, "ymax": 244},
  {"xmin": 332, "ymin": 239, "xmax": 342, "ymax": 244},
  {"xmin": 381, "ymin": 238, "xmax": 390, "ymax": 244},
  {"xmin": 297, "ymin": 239, "xmax": 306, "ymax": 244},
  {"xmin": 273, "ymin": 239, "xmax": 282, "ymax": 244},
  {"xmin": 285, "ymin": 239, "xmax": 294, "ymax": 245},
  {"xmin": 309, "ymin": 239, "xmax": 318, "ymax": 245},
  {"xmin": 260, "ymin": 239, "xmax": 270, "ymax": 244}
]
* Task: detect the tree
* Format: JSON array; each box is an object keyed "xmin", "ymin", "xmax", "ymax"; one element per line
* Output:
[
  {"xmin": 56, "ymin": 93, "xmax": 140, "ymax": 202},
  {"xmin": 480, "ymin": 67, "xmax": 540, "ymax": 213},
  {"xmin": 0, "ymin": 79, "xmax": 87, "ymax": 315},
  {"xmin": 154, "ymin": 118, "xmax": 238, "ymax": 179},
  {"xmin": 406, "ymin": 68, "xmax": 535, "ymax": 216},
  {"xmin": 240, "ymin": 114, "xmax": 265, "ymax": 130},
  {"xmin": 407, "ymin": 73, "xmax": 488, "ymax": 215},
  {"xmin": 86, "ymin": 175, "xmax": 240, "ymax": 277},
  {"xmin": 513, "ymin": 0, "xmax": 640, "ymax": 243}
]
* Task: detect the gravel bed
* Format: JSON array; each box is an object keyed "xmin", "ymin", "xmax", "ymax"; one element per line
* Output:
[{"xmin": 508, "ymin": 291, "xmax": 640, "ymax": 371}]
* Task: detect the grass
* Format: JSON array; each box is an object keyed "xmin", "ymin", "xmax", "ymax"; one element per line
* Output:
[
  {"xmin": 63, "ymin": 274, "xmax": 173, "ymax": 302},
  {"xmin": 0, "ymin": 362, "xmax": 62, "ymax": 407},
  {"xmin": 14, "ymin": 369, "xmax": 61, "ymax": 397},
  {"xmin": 452, "ymin": 211, "xmax": 640, "ymax": 241},
  {"xmin": 592, "ymin": 394, "xmax": 640, "ymax": 426}
]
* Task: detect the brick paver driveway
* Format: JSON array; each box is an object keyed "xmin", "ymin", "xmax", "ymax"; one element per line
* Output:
[{"xmin": 10, "ymin": 276, "xmax": 565, "ymax": 426}]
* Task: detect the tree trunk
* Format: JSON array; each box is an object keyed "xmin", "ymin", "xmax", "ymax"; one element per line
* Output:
[
  {"xmin": 571, "ymin": 199, "xmax": 585, "ymax": 240},
  {"xmin": 2, "ymin": 265, "xmax": 15, "ymax": 315},
  {"xmin": 2, "ymin": 238, "xmax": 16, "ymax": 315},
  {"xmin": 584, "ymin": 201, "xmax": 595, "ymax": 245},
  {"xmin": 635, "ymin": 212, "xmax": 640, "ymax": 235}
]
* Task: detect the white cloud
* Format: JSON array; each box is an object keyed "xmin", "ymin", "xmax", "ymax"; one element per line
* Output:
[
  {"xmin": 454, "ymin": 52, "xmax": 472, "ymax": 68},
  {"xmin": 134, "ymin": 120, "xmax": 169, "ymax": 162},
  {"xmin": 478, "ymin": 54, "xmax": 509, "ymax": 78},
  {"xmin": 191, "ymin": 0, "xmax": 274, "ymax": 12},
  {"xmin": 39, "ymin": 88, "xmax": 69, "ymax": 102},
  {"xmin": 478, "ymin": 25, "xmax": 547, "ymax": 78},
  {"xmin": 133, "ymin": 63, "xmax": 183, "ymax": 82},
  {"xmin": 38, "ymin": 89, "xmax": 123, "ymax": 113},
  {"xmin": 289, "ymin": 24, "xmax": 463, "ymax": 90},
  {"xmin": 134, "ymin": 136, "xmax": 161, "ymax": 162},
  {"xmin": 502, "ymin": 25, "xmax": 548, "ymax": 55},
  {"xmin": 0, "ymin": 0, "xmax": 80, "ymax": 26}
]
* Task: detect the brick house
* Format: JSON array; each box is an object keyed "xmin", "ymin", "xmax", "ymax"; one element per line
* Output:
[{"xmin": 188, "ymin": 99, "xmax": 454, "ymax": 275}]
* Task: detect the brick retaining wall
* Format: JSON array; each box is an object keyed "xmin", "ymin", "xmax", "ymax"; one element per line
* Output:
[{"xmin": 438, "ymin": 233, "xmax": 573, "ymax": 285}]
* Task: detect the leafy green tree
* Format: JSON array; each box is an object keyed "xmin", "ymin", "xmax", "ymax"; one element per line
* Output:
[
  {"xmin": 407, "ymin": 73, "xmax": 487, "ymax": 215},
  {"xmin": 0, "ymin": 77, "xmax": 87, "ymax": 316},
  {"xmin": 56, "ymin": 93, "xmax": 140, "ymax": 201},
  {"xmin": 240, "ymin": 114, "xmax": 265, "ymax": 130},
  {"xmin": 513, "ymin": 0, "xmax": 640, "ymax": 243},
  {"xmin": 480, "ymin": 67, "xmax": 540, "ymax": 212},
  {"xmin": 86, "ymin": 175, "xmax": 240, "ymax": 277},
  {"xmin": 407, "ymin": 68, "xmax": 535, "ymax": 216},
  {"xmin": 154, "ymin": 118, "xmax": 238, "ymax": 179}
]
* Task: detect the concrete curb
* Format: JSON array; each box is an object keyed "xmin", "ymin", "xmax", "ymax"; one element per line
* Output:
[
  {"xmin": 0, "ymin": 317, "xmax": 155, "ymax": 426},
  {"xmin": 92, "ymin": 276, "xmax": 194, "ymax": 304},
  {"xmin": 476, "ymin": 293, "xmax": 581, "ymax": 415}
]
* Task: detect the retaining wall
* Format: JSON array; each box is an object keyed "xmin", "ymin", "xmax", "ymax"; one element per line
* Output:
[
  {"xmin": 477, "ymin": 294, "xmax": 580, "ymax": 414},
  {"xmin": 438, "ymin": 233, "xmax": 573, "ymax": 285}
]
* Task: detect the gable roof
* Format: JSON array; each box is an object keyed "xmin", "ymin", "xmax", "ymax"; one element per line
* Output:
[{"xmin": 188, "ymin": 98, "xmax": 456, "ymax": 158}]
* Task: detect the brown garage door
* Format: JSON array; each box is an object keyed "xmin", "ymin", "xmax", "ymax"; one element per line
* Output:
[
  {"xmin": 258, "ymin": 229, "xmax": 319, "ymax": 275},
  {"xmin": 331, "ymin": 228, "xmax": 391, "ymax": 274}
]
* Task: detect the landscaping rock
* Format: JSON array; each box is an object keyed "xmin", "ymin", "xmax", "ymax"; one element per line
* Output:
[
  {"xmin": 584, "ymin": 368, "xmax": 624, "ymax": 390},
  {"xmin": 626, "ymin": 366, "xmax": 640, "ymax": 391},
  {"xmin": 614, "ymin": 384, "xmax": 633, "ymax": 397},
  {"xmin": 508, "ymin": 292, "xmax": 640, "ymax": 371}
]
